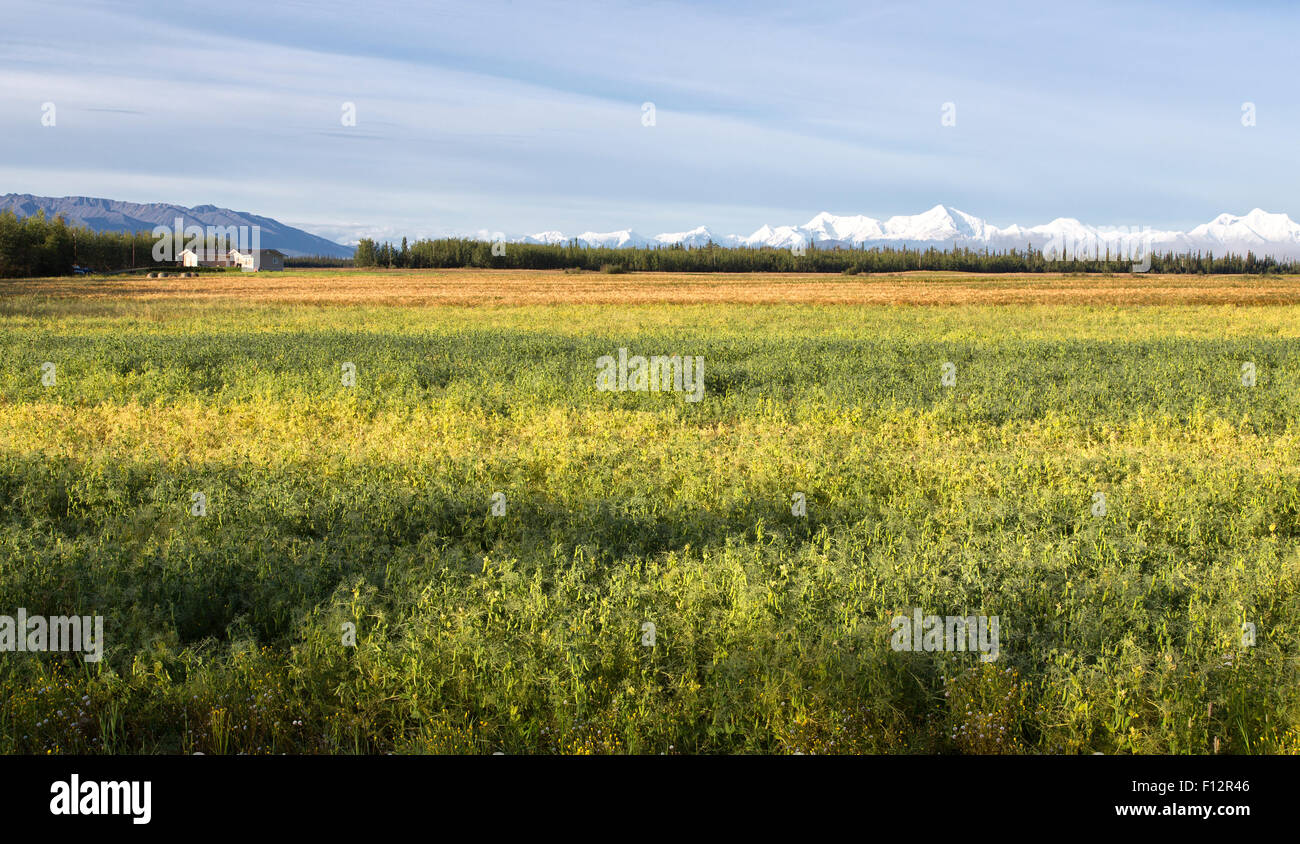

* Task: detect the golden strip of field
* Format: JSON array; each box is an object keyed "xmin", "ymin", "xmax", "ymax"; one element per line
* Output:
[{"xmin": 5, "ymin": 268, "xmax": 1300, "ymax": 306}]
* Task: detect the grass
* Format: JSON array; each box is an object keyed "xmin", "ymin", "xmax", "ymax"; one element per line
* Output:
[{"xmin": 0, "ymin": 270, "xmax": 1298, "ymax": 754}]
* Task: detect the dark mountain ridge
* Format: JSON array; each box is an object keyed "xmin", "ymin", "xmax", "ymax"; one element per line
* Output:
[{"xmin": 0, "ymin": 194, "xmax": 354, "ymax": 258}]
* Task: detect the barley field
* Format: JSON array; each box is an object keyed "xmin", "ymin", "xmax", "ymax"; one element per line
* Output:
[{"xmin": 1, "ymin": 269, "xmax": 1298, "ymax": 754}]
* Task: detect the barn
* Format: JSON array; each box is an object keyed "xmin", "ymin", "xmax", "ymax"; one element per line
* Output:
[{"xmin": 228, "ymin": 249, "xmax": 286, "ymax": 271}]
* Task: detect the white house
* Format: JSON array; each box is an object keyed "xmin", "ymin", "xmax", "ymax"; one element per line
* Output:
[{"xmin": 179, "ymin": 248, "xmax": 234, "ymax": 267}]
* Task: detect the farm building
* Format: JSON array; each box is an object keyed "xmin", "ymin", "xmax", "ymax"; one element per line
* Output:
[
  {"xmin": 179, "ymin": 248, "xmax": 235, "ymax": 267},
  {"xmin": 229, "ymin": 249, "xmax": 286, "ymax": 271},
  {"xmin": 178, "ymin": 248, "xmax": 286, "ymax": 271}
]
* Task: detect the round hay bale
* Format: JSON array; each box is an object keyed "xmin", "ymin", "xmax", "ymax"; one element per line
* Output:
[
  {"xmin": 146, "ymin": 272, "xmax": 156, "ymax": 279},
  {"xmin": 158, "ymin": 272, "xmax": 168, "ymax": 278}
]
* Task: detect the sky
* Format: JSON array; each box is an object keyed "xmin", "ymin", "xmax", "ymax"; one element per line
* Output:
[{"xmin": 2, "ymin": 0, "xmax": 1297, "ymax": 245}]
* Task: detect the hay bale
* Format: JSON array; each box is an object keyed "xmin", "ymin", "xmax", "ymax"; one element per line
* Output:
[{"xmin": 146, "ymin": 272, "xmax": 156, "ymax": 279}]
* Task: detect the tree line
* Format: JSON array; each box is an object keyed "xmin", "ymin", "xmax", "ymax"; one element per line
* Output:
[
  {"xmin": 352, "ymin": 235, "xmax": 1300, "ymax": 275},
  {"xmin": 0, "ymin": 211, "xmax": 171, "ymax": 278}
]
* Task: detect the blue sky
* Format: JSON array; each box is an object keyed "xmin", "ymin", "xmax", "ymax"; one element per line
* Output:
[{"xmin": 2, "ymin": 0, "xmax": 1296, "ymax": 244}]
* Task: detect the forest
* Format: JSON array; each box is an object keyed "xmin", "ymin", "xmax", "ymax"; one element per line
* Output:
[
  {"xmin": 353, "ymin": 235, "xmax": 1300, "ymax": 275},
  {"xmin": 0, "ymin": 211, "xmax": 170, "ymax": 278}
]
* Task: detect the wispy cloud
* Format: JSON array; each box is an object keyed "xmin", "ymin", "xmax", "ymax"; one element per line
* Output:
[{"xmin": 4, "ymin": 0, "xmax": 1298, "ymax": 238}]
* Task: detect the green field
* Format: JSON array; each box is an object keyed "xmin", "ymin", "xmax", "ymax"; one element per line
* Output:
[{"xmin": 2, "ymin": 278, "xmax": 1299, "ymax": 754}]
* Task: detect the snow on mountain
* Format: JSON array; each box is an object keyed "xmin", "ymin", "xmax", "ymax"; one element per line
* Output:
[
  {"xmin": 1187, "ymin": 209, "xmax": 1300, "ymax": 248},
  {"xmin": 572, "ymin": 230, "xmax": 649, "ymax": 248},
  {"xmin": 738, "ymin": 224, "xmax": 777, "ymax": 247},
  {"xmin": 801, "ymin": 212, "xmax": 884, "ymax": 243},
  {"xmin": 522, "ymin": 231, "xmax": 568, "ymax": 245},
  {"xmin": 653, "ymin": 226, "xmax": 742, "ymax": 248},
  {"xmin": 495, "ymin": 207, "xmax": 1300, "ymax": 259},
  {"xmin": 748, "ymin": 225, "xmax": 808, "ymax": 249},
  {"xmin": 881, "ymin": 204, "xmax": 987, "ymax": 241}
]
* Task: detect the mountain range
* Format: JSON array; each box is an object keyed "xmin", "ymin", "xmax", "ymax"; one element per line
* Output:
[
  {"xmin": 485, "ymin": 205, "xmax": 1300, "ymax": 259},
  {"xmin": 0, "ymin": 194, "xmax": 354, "ymax": 258},
  {"xmin": 7, "ymin": 194, "xmax": 1300, "ymax": 260}
]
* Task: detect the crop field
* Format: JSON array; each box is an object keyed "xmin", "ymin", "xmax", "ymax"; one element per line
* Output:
[
  {"xmin": 1, "ymin": 268, "xmax": 1299, "ymax": 754},
  {"xmin": 8, "ymin": 267, "xmax": 1300, "ymax": 306}
]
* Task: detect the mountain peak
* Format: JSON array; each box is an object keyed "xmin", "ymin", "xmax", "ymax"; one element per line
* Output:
[
  {"xmin": 511, "ymin": 206, "xmax": 1300, "ymax": 258},
  {"xmin": 11, "ymin": 195, "xmax": 1300, "ymax": 259},
  {"xmin": 1188, "ymin": 208, "xmax": 1300, "ymax": 245}
]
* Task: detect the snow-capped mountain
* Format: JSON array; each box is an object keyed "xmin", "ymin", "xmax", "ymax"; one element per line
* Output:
[
  {"xmin": 504, "ymin": 205, "xmax": 1300, "ymax": 259},
  {"xmin": 652, "ymin": 226, "xmax": 741, "ymax": 248},
  {"xmin": 1187, "ymin": 208, "xmax": 1300, "ymax": 249}
]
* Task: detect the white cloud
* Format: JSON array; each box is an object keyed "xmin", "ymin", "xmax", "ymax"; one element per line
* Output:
[{"xmin": 4, "ymin": 0, "xmax": 1299, "ymax": 234}]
